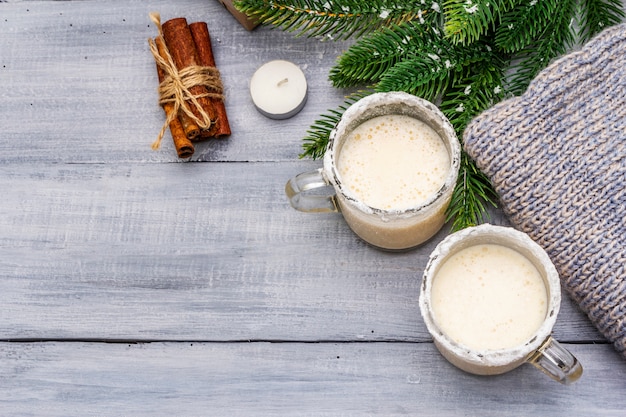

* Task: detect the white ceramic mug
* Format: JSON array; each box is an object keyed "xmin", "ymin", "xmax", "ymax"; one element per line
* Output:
[
  {"xmin": 419, "ymin": 224, "xmax": 582, "ymax": 384},
  {"xmin": 285, "ymin": 92, "xmax": 460, "ymax": 251}
]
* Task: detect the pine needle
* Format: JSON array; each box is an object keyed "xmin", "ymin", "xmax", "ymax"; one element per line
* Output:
[
  {"xmin": 578, "ymin": 0, "xmax": 625, "ymax": 42},
  {"xmin": 235, "ymin": 0, "xmax": 424, "ymax": 40},
  {"xmin": 495, "ymin": 0, "xmax": 560, "ymax": 53},
  {"xmin": 443, "ymin": 0, "xmax": 518, "ymax": 45}
]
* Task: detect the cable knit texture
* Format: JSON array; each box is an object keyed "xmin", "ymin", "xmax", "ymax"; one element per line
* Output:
[{"xmin": 463, "ymin": 24, "xmax": 626, "ymax": 359}]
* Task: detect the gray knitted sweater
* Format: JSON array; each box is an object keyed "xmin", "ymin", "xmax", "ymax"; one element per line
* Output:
[{"xmin": 463, "ymin": 23, "xmax": 625, "ymax": 359}]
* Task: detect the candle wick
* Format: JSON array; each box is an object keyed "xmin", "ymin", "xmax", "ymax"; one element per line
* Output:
[{"xmin": 277, "ymin": 78, "xmax": 289, "ymax": 87}]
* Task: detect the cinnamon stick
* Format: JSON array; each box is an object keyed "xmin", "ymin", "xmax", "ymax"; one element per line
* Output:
[
  {"xmin": 189, "ymin": 21, "xmax": 231, "ymax": 138},
  {"xmin": 154, "ymin": 37, "xmax": 200, "ymax": 141},
  {"xmin": 161, "ymin": 17, "xmax": 218, "ymax": 138},
  {"xmin": 154, "ymin": 38, "xmax": 194, "ymax": 159},
  {"xmin": 166, "ymin": 110, "xmax": 195, "ymax": 159}
]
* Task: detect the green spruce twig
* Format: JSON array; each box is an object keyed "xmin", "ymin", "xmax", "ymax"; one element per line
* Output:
[
  {"xmin": 443, "ymin": 0, "xmax": 518, "ymax": 45},
  {"xmin": 495, "ymin": 0, "xmax": 561, "ymax": 53},
  {"xmin": 235, "ymin": 0, "xmax": 424, "ymax": 40},
  {"xmin": 328, "ymin": 22, "xmax": 442, "ymax": 89},
  {"xmin": 506, "ymin": 0, "xmax": 579, "ymax": 95},
  {"xmin": 578, "ymin": 0, "xmax": 625, "ymax": 42}
]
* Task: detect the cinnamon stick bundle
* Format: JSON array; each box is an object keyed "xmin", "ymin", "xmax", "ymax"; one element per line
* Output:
[
  {"xmin": 161, "ymin": 17, "xmax": 219, "ymax": 137},
  {"xmin": 148, "ymin": 13, "xmax": 231, "ymax": 158}
]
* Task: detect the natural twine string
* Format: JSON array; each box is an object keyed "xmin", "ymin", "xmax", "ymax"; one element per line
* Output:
[{"xmin": 148, "ymin": 12, "xmax": 224, "ymax": 150}]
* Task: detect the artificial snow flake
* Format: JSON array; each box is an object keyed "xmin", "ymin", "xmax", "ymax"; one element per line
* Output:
[
  {"xmin": 417, "ymin": 9, "xmax": 426, "ymax": 24},
  {"xmin": 379, "ymin": 10, "xmax": 390, "ymax": 19},
  {"xmin": 464, "ymin": 85, "xmax": 472, "ymax": 95},
  {"xmin": 427, "ymin": 53, "xmax": 440, "ymax": 61},
  {"xmin": 464, "ymin": 1, "xmax": 478, "ymax": 14}
]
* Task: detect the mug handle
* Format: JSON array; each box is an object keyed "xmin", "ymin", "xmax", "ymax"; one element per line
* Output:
[
  {"xmin": 527, "ymin": 336, "xmax": 583, "ymax": 384},
  {"xmin": 285, "ymin": 168, "xmax": 338, "ymax": 213}
]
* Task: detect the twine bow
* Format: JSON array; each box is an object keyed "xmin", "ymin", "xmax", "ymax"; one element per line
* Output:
[{"xmin": 148, "ymin": 12, "xmax": 224, "ymax": 150}]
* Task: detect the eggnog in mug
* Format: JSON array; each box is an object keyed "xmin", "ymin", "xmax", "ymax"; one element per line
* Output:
[
  {"xmin": 431, "ymin": 243, "xmax": 548, "ymax": 350},
  {"xmin": 286, "ymin": 92, "xmax": 460, "ymax": 250},
  {"xmin": 419, "ymin": 224, "xmax": 582, "ymax": 383}
]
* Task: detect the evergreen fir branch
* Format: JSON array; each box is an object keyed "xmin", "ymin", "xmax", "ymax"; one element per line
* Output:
[
  {"xmin": 440, "ymin": 55, "xmax": 507, "ymax": 131},
  {"xmin": 375, "ymin": 38, "xmax": 495, "ymax": 101},
  {"xmin": 495, "ymin": 0, "xmax": 560, "ymax": 53},
  {"xmin": 439, "ymin": 58, "xmax": 505, "ymax": 230},
  {"xmin": 443, "ymin": 0, "xmax": 519, "ymax": 45},
  {"xmin": 235, "ymin": 0, "xmax": 425, "ymax": 40},
  {"xmin": 578, "ymin": 0, "xmax": 625, "ymax": 42},
  {"xmin": 375, "ymin": 55, "xmax": 453, "ymax": 101},
  {"xmin": 329, "ymin": 21, "xmax": 441, "ymax": 88},
  {"xmin": 507, "ymin": 0, "xmax": 578, "ymax": 95},
  {"xmin": 447, "ymin": 153, "xmax": 498, "ymax": 230}
]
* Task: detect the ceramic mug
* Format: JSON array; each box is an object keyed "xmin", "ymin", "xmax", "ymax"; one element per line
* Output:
[
  {"xmin": 285, "ymin": 92, "xmax": 461, "ymax": 251},
  {"xmin": 419, "ymin": 224, "xmax": 583, "ymax": 384}
]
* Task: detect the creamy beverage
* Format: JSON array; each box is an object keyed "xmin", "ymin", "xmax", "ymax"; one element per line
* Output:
[
  {"xmin": 286, "ymin": 92, "xmax": 460, "ymax": 251},
  {"xmin": 420, "ymin": 225, "xmax": 581, "ymax": 382},
  {"xmin": 337, "ymin": 114, "xmax": 450, "ymax": 211},
  {"xmin": 431, "ymin": 243, "xmax": 548, "ymax": 350}
]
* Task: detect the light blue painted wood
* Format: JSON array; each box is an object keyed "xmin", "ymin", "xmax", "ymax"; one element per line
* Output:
[
  {"xmin": 1, "ymin": 342, "xmax": 625, "ymax": 416},
  {"xmin": 1, "ymin": 0, "xmax": 625, "ymax": 415}
]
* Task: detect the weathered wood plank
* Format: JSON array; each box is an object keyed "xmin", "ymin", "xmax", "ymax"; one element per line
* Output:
[
  {"xmin": 1, "ymin": 341, "xmax": 624, "ymax": 416},
  {"xmin": 0, "ymin": 161, "xmax": 605, "ymax": 343},
  {"xmin": 0, "ymin": 0, "xmax": 352, "ymax": 163}
]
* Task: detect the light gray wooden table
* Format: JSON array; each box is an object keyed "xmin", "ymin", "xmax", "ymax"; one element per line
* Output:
[{"xmin": 1, "ymin": 1, "xmax": 625, "ymax": 415}]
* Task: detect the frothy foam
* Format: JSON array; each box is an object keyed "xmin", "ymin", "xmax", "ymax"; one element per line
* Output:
[
  {"xmin": 431, "ymin": 244, "xmax": 548, "ymax": 351},
  {"xmin": 337, "ymin": 115, "xmax": 449, "ymax": 211}
]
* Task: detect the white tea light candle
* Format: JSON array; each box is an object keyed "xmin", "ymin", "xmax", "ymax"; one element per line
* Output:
[{"xmin": 250, "ymin": 60, "xmax": 308, "ymax": 119}]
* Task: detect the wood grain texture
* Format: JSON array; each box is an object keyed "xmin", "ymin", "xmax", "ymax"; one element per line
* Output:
[
  {"xmin": 2, "ymin": 342, "xmax": 625, "ymax": 416},
  {"xmin": 0, "ymin": 161, "xmax": 603, "ymax": 342},
  {"xmin": 1, "ymin": 0, "xmax": 625, "ymax": 415}
]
